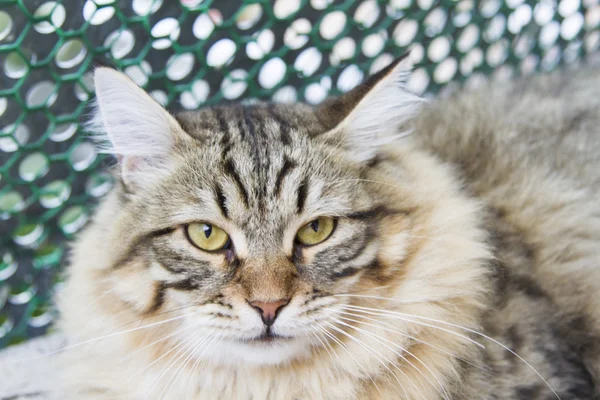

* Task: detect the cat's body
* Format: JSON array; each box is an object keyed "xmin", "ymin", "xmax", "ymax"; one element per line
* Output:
[
  {"xmin": 416, "ymin": 69, "xmax": 600, "ymax": 399},
  {"xmin": 57, "ymin": 62, "xmax": 600, "ymax": 399}
]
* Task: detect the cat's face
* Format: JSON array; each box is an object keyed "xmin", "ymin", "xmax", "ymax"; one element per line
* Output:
[
  {"xmin": 80, "ymin": 58, "xmax": 456, "ymax": 366},
  {"xmin": 116, "ymin": 104, "xmax": 387, "ymax": 364}
]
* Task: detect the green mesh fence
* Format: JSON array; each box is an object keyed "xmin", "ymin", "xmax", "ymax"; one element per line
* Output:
[{"xmin": 0, "ymin": 0, "xmax": 599, "ymax": 348}]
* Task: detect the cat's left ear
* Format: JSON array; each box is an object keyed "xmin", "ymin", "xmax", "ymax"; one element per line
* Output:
[{"xmin": 316, "ymin": 55, "xmax": 424, "ymax": 162}]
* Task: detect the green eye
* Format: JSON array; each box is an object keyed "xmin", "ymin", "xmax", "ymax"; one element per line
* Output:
[
  {"xmin": 296, "ymin": 217, "xmax": 336, "ymax": 246},
  {"xmin": 186, "ymin": 223, "xmax": 230, "ymax": 251}
]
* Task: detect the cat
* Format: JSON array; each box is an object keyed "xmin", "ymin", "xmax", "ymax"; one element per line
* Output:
[{"xmin": 56, "ymin": 56, "xmax": 600, "ymax": 399}]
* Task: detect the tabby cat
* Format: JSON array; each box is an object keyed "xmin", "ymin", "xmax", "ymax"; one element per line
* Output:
[{"xmin": 57, "ymin": 57, "xmax": 600, "ymax": 399}]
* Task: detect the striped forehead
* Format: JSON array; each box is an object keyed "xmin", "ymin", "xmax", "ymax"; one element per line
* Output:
[
  {"xmin": 174, "ymin": 104, "xmax": 329, "ymax": 231},
  {"xmin": 176, "ymin": 103, "xmax": 324, "ymax": 144}
]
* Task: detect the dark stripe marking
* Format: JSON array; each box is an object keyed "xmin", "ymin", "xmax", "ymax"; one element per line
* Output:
[
  {"xmin": 111, "ymin": 246, "xmax": 140, "ymax": 270},
  {"xmin": 274, "ymin": 157, "xmax": 296, "ymax": 197},
  {"xmin": 146, "ymin": 279, "xmax": 199, "ymax": 314},
  {"xmin": 1, "ymin": 392, "xmax": 44, "ymax": 400},
  {"xmin": 243, "ymin": 108, "xmax": 265, "ymax": 206},
  {"xmin": 344, "ymin": 206, "xmax": 403, "ymax": 220},
  {"xmin": 279, "ymin": 120, "xmax": 292, "ymax": 145},
  {"xmin": 214, "ymin": 182, "xmax": 229, "ymax": 218},
  {"xmin": 220, "ymin": 133, "xmax": 232, "ymax": 159},
  {"xmin": 152, "ymin": 245, "xmax": 207, "ymax": 274},
  {"xmin": 332, "ymin": 267, "xmax": 360, "ymax": 279},
  {"xmin": 224, "ymin": 159, "xmax": 250, "ymax": 207},
  {"xmin": 166, "ymin": 278, "xmax": 199, "ymax": 291},
  {"xmin": 236, "ymin": 115, "xmax": 246, "ymax": 140},
  {"xmin": 338, "ymin": 235, "xmax": 374, "ymax": 263},
  {"xmin": 155, "ymin": 259, "xmax": 188, "ymax": 275},
  {"xmin": 113, "ymin": 227, "xmax": 207, "ymax": 273},
  {"xmin": 147, "ymin": 282, "xmax": 167, "ymax": 314},
  {"xmin": 297, "ymin": 176, "xmax": 309, "ymax": 213},
  {"xmin": 268, "ymin": 106, "xmax": 292, "ymax": 145},
  {"xmin": 111, "ymin": 228, "xmax": 175, "ymax": 270},
  {"xmin": 215, "ymin": 108, "xmax": 229, "ymax": 134},
  {"xmin": 366, "ymin": 155, "xmax": 384, "ymax": 169},
  {"xmin": 150, "ymin": 227, "xmax": 177, "ymax": 238},
  {"xmin": 242, "ymin": 107, "xmax": 257, "ymax": 138},
  {"xmin": 291, "ymin": 246, "xmax": 304, "ymax": 266}
]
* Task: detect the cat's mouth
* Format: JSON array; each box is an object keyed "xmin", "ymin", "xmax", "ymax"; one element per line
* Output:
[{"xmin": 245, "ymin": 330, "xmax": 294, "ymax": 344}]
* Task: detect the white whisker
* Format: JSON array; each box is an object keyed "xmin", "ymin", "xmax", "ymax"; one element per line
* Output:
[
  {"xmin": 158, "ymin": 336, "xmax": 203, "ymax": 400},
  {"xmin": 334, "ymin": 293, "xmax": 427, "ymax": 305},
  {"xmin": 127, "ymin": 323, "xmax": 207, "ymax": 382},
  {"xmin": 144, "ymin": 329, "xmax": 210, "ymax": 400},
  {"xmin": 160, "ymin": 330, "xmax": 213, "ymax": 400},
  {"xmin": 184, "ymin": 343, "xmax": 205, "ymax": 400},
  {"xmin": 87, "ymin": 304, "xmax": 199, "ymax": 354},
  {"xmin": 337, "ymin": 304, "xmax": 485, "ymax": 349},
  {"xmin": 184, "ymin": 332, "xmax": 223, "ymax": 400},
  {"xmin": 333, "ymin": 314, "xmax": 449, "ymax": 400},
  {"xmin": 317, "ymin": 324, "xmax": 385, "ymax": 398},
  {"xmin": 337, "ymin": 303, "xmax": 560, "ymax": 399},
  {"xmin": 141, "ymin": 331, "xmax": 199, "ymax": 400},
  {"xmin": 30, "ymin": 313, "xmax": 196, "ymax": 361},
  {"xmin": 325, "ymin": 320, "xmax": 413, "ymax": 399},
  {"xmin": 329, "ymin": 308, "xmax": 492, "ymax": 374},
  {"xmin": 308, "ymin": 330, "xmax": 341, "ymax": 382},
  {"xmin": 117, "ymin": 319, "xmax": 205, "ymax": 367}
]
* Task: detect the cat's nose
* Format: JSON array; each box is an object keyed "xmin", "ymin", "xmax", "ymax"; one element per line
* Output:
[{"xmin": 248, "ymin": 299, "xmax": 290, "ymax": 326}]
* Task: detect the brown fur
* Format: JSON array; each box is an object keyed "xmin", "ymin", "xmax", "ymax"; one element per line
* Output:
[{"xmin": 56, "ymin": 65, "xmax": 600, "ymax": 399}]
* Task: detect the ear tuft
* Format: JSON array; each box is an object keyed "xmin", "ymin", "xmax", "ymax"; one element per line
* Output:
[
  {"xmin": 317, "ymin": 55, "xmax": 425, "ymax": 162},
  {"xmin": 87, "ymin": 67, "xmax": 186, "ymax": 189}
]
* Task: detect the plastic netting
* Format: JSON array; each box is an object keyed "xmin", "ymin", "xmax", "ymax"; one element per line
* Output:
[{"xmin": 0, "ymin": 0, "xmax": 599, "ymax": 348}]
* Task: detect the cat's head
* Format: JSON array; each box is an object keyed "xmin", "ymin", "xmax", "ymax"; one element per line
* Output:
[{"xmin": 65, "ymin": 57, "xmax": 489, "ymax": 368}]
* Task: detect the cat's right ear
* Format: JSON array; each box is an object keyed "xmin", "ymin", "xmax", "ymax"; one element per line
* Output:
[{"xmin": 90, "ymin": 67, "xmax": 189, "ymax": 190}]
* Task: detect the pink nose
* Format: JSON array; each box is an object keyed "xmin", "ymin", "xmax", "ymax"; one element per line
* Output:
[{"xmin": 248, "ymin": 299, "xmax": 289, "ymax": 326}]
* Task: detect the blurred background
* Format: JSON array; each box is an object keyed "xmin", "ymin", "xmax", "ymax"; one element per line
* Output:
[{"xmin": 0, "ymin": 0, "xmax": 599, "ymax": 349}]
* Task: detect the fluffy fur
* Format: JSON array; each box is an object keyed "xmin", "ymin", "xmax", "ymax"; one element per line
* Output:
[{"xmin": 56, "ymin": 61, "xmax": 600, "ymax": 399}]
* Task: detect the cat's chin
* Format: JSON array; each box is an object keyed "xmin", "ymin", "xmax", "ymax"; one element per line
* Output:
[{"xmin": 205, "ymin": 336, "xmax": 311, "ymax": 366}]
